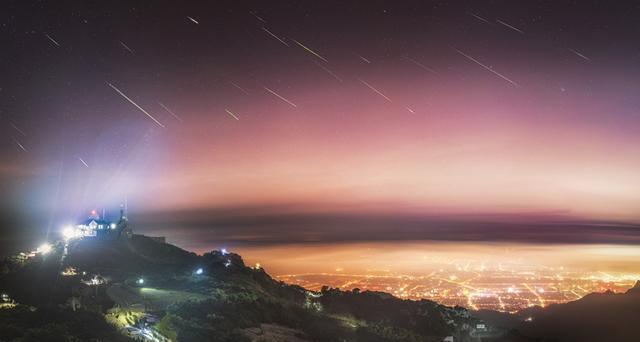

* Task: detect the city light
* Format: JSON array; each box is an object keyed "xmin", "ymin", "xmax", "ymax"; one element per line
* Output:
[
  {"xmin": 61, "ymin": 266, "xmax": 77, "ymax": 276},
  {"xmin": 84, "ymin": 276, "xmax": 104, "ymax": 286},
  {"xmin": 0, "ymin": 293, "xmax": 14, "ymax": 309},
  {"xmin": 37, "ymin": 243, "xmax": 52, "ymax": 255},
  {"xmin": 62, "ymin": 226, "xmax": 75, "ymax": 240},
  {"xmin": 221, "ymin": 248, "xmax": 228, "ymax": 255},
  {"xmin": 195, "ymin": 268, "xmax": 203, "ymax": 275}
]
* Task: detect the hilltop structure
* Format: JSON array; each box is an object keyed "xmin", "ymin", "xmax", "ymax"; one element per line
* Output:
[{"xmin": 70, "ymin": 206, "xmax": 131, "ymax": 240}]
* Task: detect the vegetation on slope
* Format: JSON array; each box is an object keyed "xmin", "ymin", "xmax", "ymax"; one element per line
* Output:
[{"xmin": 0, "ymin": 235, "xmax": 487, "ymax": 342}]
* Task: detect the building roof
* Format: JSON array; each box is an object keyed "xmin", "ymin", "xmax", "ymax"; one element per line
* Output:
[{"xmin": 79, "ymin": 218, "xmax": 113, "ymax": 226}]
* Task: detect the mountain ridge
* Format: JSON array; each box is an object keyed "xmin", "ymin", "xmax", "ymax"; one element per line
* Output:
[{"xmin": 0, "ymin": 235, "xmax": 488, "ymax": 342}]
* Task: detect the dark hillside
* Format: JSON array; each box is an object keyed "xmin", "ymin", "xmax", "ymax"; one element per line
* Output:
[
  {"xmin": 477, "ymin": 281, "xmax": 640, "ymax": 342},
  {"xmin": 0, "ymin": 235, "xmax": 489, "ymax": 341}
]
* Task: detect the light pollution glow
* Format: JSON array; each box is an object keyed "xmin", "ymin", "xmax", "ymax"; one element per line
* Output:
[
  {"xmin": 233, "ymin": 242, "xmax": 640, "ymax": 311},
  {"xmin": 234, "ymin": 242, "xmax": 640, "ymax": 276},
  {"xmin": 136, "ymin": 73, "xmax": 640, "ymax": 222}
]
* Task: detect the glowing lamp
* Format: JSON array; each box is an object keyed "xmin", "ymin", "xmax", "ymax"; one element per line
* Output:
[
  {"xmin": 62, "ymin": 226, "xmax": 75, "ymax": 240},
  {"xmin": 137, "ymin": 278, "xmax": 144, "ymax": 285},
  {"xmin": 195, "ymin": 268, "xmax": 203, "ymax": 275},
  {"xmin": 38, "ymin": 243, "xmax": 52, "ymax": 255}
]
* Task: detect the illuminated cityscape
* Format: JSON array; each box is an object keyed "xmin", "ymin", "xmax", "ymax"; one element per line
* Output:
[
  {"xmin": 277, "ymin": 261, "xmax": 638, "ymax": 312},
  {"xmin": 236, "ymin": 242, "xmax": 640, "ymax": 313}
]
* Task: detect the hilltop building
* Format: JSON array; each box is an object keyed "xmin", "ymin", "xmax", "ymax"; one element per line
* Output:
[{"xmin": 72, "ymin": 206, "xmax": 132, "ymax": 240}]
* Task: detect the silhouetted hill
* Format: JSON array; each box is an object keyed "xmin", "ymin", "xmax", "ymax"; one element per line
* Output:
[
  {"xmin": 476, "ymin": 281, "xmax": 640, "ymax": 342},
  {"xmin": 0, "ymin": 235, "xmax": 487, "ymax": 342}
]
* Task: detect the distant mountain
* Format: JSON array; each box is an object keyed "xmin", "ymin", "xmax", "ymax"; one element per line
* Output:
[
  {"xmin": 0, "ymin": 235, "xmax": 489, "ymax": 342},
  {"xmin": 476, "ymin": 281, "xmax": 640, "ymax": 342}
]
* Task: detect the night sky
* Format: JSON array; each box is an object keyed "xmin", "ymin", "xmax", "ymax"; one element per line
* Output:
[{"xmin": 2, "ymin": 1, "xmax": 640, "ymax": 252}]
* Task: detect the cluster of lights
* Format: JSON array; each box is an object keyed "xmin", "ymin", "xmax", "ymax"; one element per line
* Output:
[
  {"xmin": 89, "ymin": 276, "xmax": 102, "ymax": 286},
  {"xmin": 37, "ymin": 243, "xmax": 52, "ymax": 255},
  {"xmin": 61, "ymin": 266, "xmax": 78, "ymax": 276},
  {"xmin": 62, "ymin": 226, "xmax": 81, "ymax": 240},
  {"xmin": 61, "ymin": 219, "xmax": 118, "ymax": 242},
  {"xmin": 507, "ymin": 287, "xmax": 519, "ymax": 294}
]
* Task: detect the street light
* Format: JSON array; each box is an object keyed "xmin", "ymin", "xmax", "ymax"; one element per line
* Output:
[
  {"xmin": 37, "ymin": 243, "xmax": 52, "ymax": 255},
  {"xmin": 137, "ymin": 278, "xmax": 144, "ymax": 285},
  {"xmin": 195, "ymin": 268, "xmax": 203, "ymax": 275},
  {"xmin": 62, "ymin": 226, "xmax": 75, "ymax": 240}
]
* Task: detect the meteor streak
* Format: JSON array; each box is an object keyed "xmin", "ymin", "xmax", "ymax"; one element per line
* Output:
[
  {"xmin": 263, "ymin": 86, "xmax": 297, "ymax": 107},
  {"xmin": 106, "ymin": 82, "xmax": 165, "ymax": 128},
  {"xmin": 78, "ymin": 157, "xmax": 89, "ymax": 168},
  {"xmin": 313, "ymin": 60, "xmax": 342, "ymax": 82},
  {"xmin": 262, "ymin": 27, "xmax": 289, "ymax": 46},
  {"xmin": 250, "ymin": 11, "xmax": 267, "ymax": 23},
  {"xmin": 119, "ymin": 41, "xmax": 134, "ymax": 54},
  {"xmin": 568, "ymin": 48, "xmax": 591, "ymax": 61},
  {"xmin": 225, "ymin": 109, "xmax": 240, "ymax": 120},
  {"xmin": 45, "ymin": 34, "xmax": 60, "ymax": 47},
  {"xmin": 9, "ymin": 122, "xmax": 26, "ymax": 136},
  {"xmin": 158, "ymin": 102, "xmax": 183, "ymax": 122},
  {"xmin": 188, "ymin": 16, "xmax": 199, "ymax": 25},
  {"xmin": 230, "ymin": 82, "xmax": 250, "ymax": 95},
  {"xmin": 292, "ymin": 40, "xmax": 328, "ymax": 62},
  {"xmin": 496, "ymin": 19, "xmax": 524, "ymax": 34},
  {"xmin": 467, "ymin": 12, "xmax": 491, "ymax": 24},
  {"xmin": 454, "ymin": 49, "xmax": 519, "ymax": 87},
  {"xmin": 358, "ymin": 55, "xmax": 371, "ymax": 63},
  {"xmin": 359, "ymin": 79, "xmax": 392, "ymax": 102},
  {"xmin": 12, "ymin": 137, "xmax": 27, "ymax": 152},
  {"xmin": 404, "ymin": 57, "xmax": 439, "ymax": 75}
]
